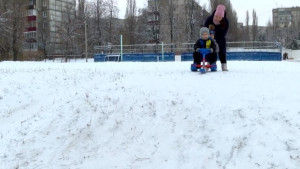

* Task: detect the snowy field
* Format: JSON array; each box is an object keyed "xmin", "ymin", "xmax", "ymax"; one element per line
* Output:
[{"xmin": 1, "ymin": 61, "xmax": 300, "ymax": 169}]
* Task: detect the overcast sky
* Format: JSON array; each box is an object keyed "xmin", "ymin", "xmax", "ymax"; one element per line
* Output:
[{"xmin": 117, "ymin": 0, "xmax": 300, "ymax": 26}]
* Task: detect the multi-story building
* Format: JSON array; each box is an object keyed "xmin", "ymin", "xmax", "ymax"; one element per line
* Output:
[
  {"xmin": 273, "ymin": 7, "xmax": 300, "ymax": 46},
  {"xmin": 273, "ymin": 7, "xmax": 300, "ymax": 29},
  {"xmin": 147, "ymin": 0, "xmax": 160, "ymax": 43},
  {"xmin": 24, "ymin": 0, "xmax": 76, "ymax": 55},
  {"xmin": 24, "ymin": 0, "xmax": 38, "ymax": 53}
]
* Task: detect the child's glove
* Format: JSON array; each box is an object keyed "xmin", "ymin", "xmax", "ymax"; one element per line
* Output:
[{"xmin": 210, "ymin": 48, "xmax": 214, "ymax": 53}]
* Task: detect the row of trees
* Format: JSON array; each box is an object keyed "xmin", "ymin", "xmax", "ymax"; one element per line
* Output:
[
  {"xmin": 0, "ymin": 0, "xmax": 299, "ymax": 61},
  {"xmin": 0, "ymin": 0, "xmax": 27, "ymax": 61}
]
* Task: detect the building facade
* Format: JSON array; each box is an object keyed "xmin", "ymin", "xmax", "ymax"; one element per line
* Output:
[
  {"xmin": 24, "ymin": 0, "xmax": 38, "ymax": 52},
  {"xmin": 273, "ymin": 7, "xmax": 300, "ymax": 29},
  {"xmin": 24, "ymin": 0, "xmax": 76, "ymax": 54},
  {"xmin": 273, "ymin": 7, "xmax": 300, "ymax": 46},
  {"xmin": 147, "ymin": 0, "xmax": 160, "ymax": 43}
]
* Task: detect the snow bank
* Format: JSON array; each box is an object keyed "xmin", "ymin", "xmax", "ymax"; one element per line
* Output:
[{"xmin": 1, "ymin": 61, "xmax": 300, "ymax": 169}]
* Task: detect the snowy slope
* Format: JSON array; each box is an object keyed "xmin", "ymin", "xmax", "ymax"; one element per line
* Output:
[{"xmin": 1, "ymin": 61, "xmax": 300, "ymax": 169}]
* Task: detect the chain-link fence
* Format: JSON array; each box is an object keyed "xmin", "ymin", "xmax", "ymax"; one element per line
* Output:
[
  {"xmin": 94, "ymin": 43, "xmax": 176, "ymax": 54},
  {"xmin": 94, "ymin": 41, "xmax": 282, "ymax": 62},
  {"xmin": 95, "ymin": 41, "xmax": 281, "ymax": 54},
  {"xmin": 226, "ymin": 41, "xmax": 282, "ymax": 53},
  {"xmin": 180, "ymin": 41, "xmax": 282, "ymax": 53}
]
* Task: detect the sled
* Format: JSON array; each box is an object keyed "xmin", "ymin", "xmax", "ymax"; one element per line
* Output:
[{"xmin": 191, "ymin": 48, "xmax": 217, "ymax": 73}]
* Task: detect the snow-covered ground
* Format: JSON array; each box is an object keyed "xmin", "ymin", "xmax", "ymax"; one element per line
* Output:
[{"xmin": 1, "ymin": 61, "xmax": 300, "ymax": 169}]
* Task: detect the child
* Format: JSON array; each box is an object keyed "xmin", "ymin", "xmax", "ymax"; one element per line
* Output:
[
  {"xmin": 209, "ymin": 24, "xmax": 219, "ymax": 53},
  {"xmin": 193, "ymin": 27, "xmax": 217, "ymax": 66}
]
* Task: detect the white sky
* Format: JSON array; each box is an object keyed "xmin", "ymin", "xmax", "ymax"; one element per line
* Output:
[{"xmin": 117, "ymin": 0, "xmax": 300, "ymax": 26}]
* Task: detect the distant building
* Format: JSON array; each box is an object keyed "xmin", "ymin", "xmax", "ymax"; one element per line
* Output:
[
  {"xmin": 272, "ymin": 7, "xmax": 300, "ymax": 28},
  {"xmin": 237, "ymin": 22, "xmax": 243, "ymax": 29},
  {"xmin": 273, "ymin": 7, "xmax": 300, "ymax": 47},
  {"xmin": 24, "ymin": 0, "xmax": 76, "ymax": 54},
  {"xmin": 147, "ymin": 0, "xmax": 160, "ymax": 43}
]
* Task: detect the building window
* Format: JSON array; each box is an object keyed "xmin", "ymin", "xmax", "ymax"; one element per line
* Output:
[
  {"xmin": 43, "ymin": 11, "xmax": 47, "ymax": 18},
  {"xmin": 43, "ymin": 22, "xmax": 47, "ymax": 29},
  {"xmin": 28, "ymin": 9, "xmax": 36, "ymax": 16},
  {"xmin": 43, "ymin": 0, "xmax": 47, "ymax": 7},
  {"xmin": 29, "ymin": 0, "xmax": 34, "ymax": 6},
  {"xmin": 29, "ymin": 21, "xmax": 36, "ymax": 27}
]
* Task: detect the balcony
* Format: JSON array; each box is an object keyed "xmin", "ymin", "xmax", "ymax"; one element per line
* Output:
[
  {"xmin": 25, "ymin": 38, "xmax": 37, "ymax": 43},
  {"xmin": 27, "ymin": 16, "xmax": 36, "ymax": 22},
  {"xmin": 28, "ymin": 5, "xmax": 36, "ymax": 10},
  {"xmin": 148, "ymin": 11, "xmax": 159, "ymax": 15},
  {"xmin": 147, "ymin": 20, "xmax": 159, "ymax": 25},
  {"xmin": 27, "ymin": 27, "xmax": 37, "ymax": 32}
]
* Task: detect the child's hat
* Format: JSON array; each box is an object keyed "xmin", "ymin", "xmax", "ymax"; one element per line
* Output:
[
  {"xmin": 215, "ymin": 5, "xmax": 225, "ymax": 18},
  {"xmin": 200, "ymin": 27, "xmax": 210, "ymax": 36}
]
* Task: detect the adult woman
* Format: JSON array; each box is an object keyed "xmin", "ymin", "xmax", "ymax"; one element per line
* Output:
[{"xmin": 205, "ymin": 5, "xmax": 229, "ymax": 71}]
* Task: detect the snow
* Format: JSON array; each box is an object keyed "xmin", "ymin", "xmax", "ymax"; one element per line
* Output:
[{"xmin": 1, "ymin": 61, "xmax": 300, "ymax": 169}]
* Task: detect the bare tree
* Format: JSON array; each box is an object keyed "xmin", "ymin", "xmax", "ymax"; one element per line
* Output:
[
  {"xmin": 0, "ymin": 6, "xmax": 13, "ymax": 60},
  {"xmin": 74, "ymin": 0, "xmax": 88, "ymax": 57},
  {"xmin": 123, "ymin": 0, "xmax": 137, "ymax": 44},
  {"xmin": 264, "ymin": 19, "xmax": 275, "ymax": 42},
  {"xmin": 91, "ymin": 0, "xmax": 106, "ymax": 46},
  {"xmin": 57, "ymin": 5, "xmax": 78, "ymax": 61},
  {"xmin": 106, "ymin": 0, "xmax": 118, "ymax": 44},
  {"xmin": 37, "ymin": 27, "xmax": 49, "ymax": 61},
  {"xmin": 156, "ymin": 0, "xmax": 176, "ymax": 44},
  {"xmin": 8, "ymin": 0, "xmax": 27, "ymax": 61},
  {"xmin": 135, "ymin": 8, "xmax": 150, "ymax": 44},
  {"xmin": 245, "ymin": 10, "xmax": 249, "ymax": 41},
  {"xmin": 252, "ymin": 9, "xmax": 258, "ymax": 41},
  {"xmin": 285, "ymin": 24, "xmax": 299, "ymax": 49},
  {"xmin": 78, "ymin": 0, "xmax": 86, "ymax": 18},
  {"xmin": 166, "ymin": 0, "xmax": 176, "ymax": 44},
  {"xmin": 184, "ymin": 0, "xmax": 196, "ymax": 42},
  {"xmin": 180, "ymin": 0, "xmax": 205, "ymax": 43}
]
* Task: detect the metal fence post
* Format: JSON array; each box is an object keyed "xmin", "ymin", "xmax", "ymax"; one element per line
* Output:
[
  {"xmin": 162, "ymin": 42, "xmax": 164, "ymax": 61},
  {"xmin": 120, "ymin": 35, "xmax": 123, "ymax": 61},
  {"xmin": 85, "ymin": 20, "xmax": 88, "ymax": 62}
]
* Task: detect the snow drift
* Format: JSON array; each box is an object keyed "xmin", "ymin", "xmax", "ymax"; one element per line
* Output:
[{"xmin": 1, "ymin": 61, "xmax": 300, "ymax": 169}]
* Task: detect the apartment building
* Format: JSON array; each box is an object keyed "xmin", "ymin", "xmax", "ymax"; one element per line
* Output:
[
  {"xmin": 273, "ymin": 7, "xmax": 300, "ymax": 28},
  {"xmin": 147, "ymin": 0, "xmax": 160, "ymax": 43},
  {"xmin": 273, "ymin": 7, "xmax": 300, "ymax": 46},
  {"xmin": 24, "ymin": 0, "xmax": 76, "ymax": 54}
]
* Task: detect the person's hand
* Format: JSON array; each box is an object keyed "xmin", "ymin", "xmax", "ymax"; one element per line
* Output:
[
  {"xmin": 210, "ymin": 48, "xmax": 214, "ymax": 53},
  {"xmin": 196, "ymin": 48, "xmax": 200, "ymax": 52}
]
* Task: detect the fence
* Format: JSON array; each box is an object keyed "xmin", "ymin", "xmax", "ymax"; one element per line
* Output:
[
  {"xmin": 94, "ymin": 43, "xmax": 176, "ymax": 62},
  {"xmin": 180, "ymin": 41, "xmax": 282, "ymax": 61},
  {"xmin": 94, "ymin": 41, "xmax": 283, "ymax": 62},
  {"xmin": 94, "ymin": 43, "xmax": 176, "ymax": 54},
  {"xmin": 43, "ymin": 54, "xmax": 94, "ymax": 62}
]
